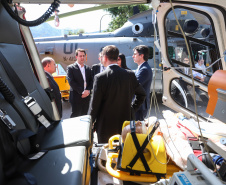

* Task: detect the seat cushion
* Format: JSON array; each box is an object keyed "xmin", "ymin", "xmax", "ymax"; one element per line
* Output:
[
  {"xmin": 41, "ymin": 115, "xmax": 92, "ymax": 150},
  {"xmin": 19, "ymin": 146, "xmax": 88, "ymax": 185}
]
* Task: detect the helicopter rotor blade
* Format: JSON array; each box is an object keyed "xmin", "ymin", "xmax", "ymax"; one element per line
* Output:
[{"xmin": 46, "ymin": 4, "xmax": 119, "ymax": 22}]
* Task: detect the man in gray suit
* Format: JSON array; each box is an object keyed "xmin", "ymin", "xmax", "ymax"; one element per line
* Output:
[{"xmin": 88, "ymin": 45, "xmax": 146, "ymax": 143}]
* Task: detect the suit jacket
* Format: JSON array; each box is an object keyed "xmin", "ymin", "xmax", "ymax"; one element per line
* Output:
[
  {"xmin": 88, "ymin": 65, "xmax": 146, "ymax": 143},
  {"xmin": 91, "ymin": 63, "xmax": 101, "ymax": 79},
  {"xmin": 67, "ymin": 63, "xmax": 93, "ymax": 105},
  {"xmin": 135, "ymin": 61, "xmax": 152, "ymax": 111},
  {"xmin": 45, "ymin": 72, "xmax": 62, "ymax": 118}
]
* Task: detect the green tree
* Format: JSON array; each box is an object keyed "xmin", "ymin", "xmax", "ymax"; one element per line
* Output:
[
  {"xmin": 75, "ymin": 29, "xmax": 85, "ymax": 35},
  {"xmin": 66, "ymin": 29, "xmax": 85, "ymax": 35},
  {"xmin": 105, "ymin": 5, "xmax": 150, "ymax": 32}
]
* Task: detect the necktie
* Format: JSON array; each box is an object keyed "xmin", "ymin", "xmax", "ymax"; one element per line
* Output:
[{"xmin": 101, "ymin": 65, "xmax": 105, "ymax": 72}]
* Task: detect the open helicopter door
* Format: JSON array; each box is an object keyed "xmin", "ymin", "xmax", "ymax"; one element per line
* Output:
[{"xmin": 157, "ymin": 1, "xmax": 226, "ymax": 123}]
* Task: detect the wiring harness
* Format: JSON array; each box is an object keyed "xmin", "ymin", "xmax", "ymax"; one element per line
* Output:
[{"xmin": 1, "ymin": 0, "xmax": 60, "ymax": 27}]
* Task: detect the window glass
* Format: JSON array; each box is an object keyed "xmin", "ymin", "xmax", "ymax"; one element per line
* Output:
[
  {"xmin": 148, "ymin": 47, "xmax": 153, "ymax": 59},
  {"xmin": 166, "ymin": 7, "xmax": 221, "ymax": 83},
  {"xmin": 165, "ymin": 7, "xmax": 221, "ymax": 118},
  {"xmin": 170, "ymin": 78, "xmax": 209, "ymax": 118}
]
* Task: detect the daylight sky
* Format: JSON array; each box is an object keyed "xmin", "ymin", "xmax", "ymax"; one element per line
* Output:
[{"xmin": 21, "ymin": 4, "xmax": 112, "ymax": 33}]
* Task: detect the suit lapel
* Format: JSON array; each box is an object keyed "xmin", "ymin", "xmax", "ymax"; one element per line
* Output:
[
  {"xmin": 84, "ymin": 65, "xmax": 89, "ymax": 79},
  {"xmin": 139, "ymin": 61, "xmax": 146, "ymax": 69},
  {"xmin": 45, "ymin": 72, "xmax": 58, "ymax": 86},
  {"xmin": 98, "ymin": 64, "xmax": 101, "ymax": 73},
  {"xmin": 74, "ymin": 63, "xmax": 84, "ymax": 83}
]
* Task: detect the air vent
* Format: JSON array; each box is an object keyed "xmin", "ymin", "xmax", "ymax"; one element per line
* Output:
[{"xmin": 132, "ymin": 23, "xmax": 144, "ymax": 34}]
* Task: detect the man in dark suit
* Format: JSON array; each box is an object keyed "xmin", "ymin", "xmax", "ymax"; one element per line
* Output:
[
  {"xmin": 88, "ymin": 45, "xmax": 146, "ymax": 143},
  {"xmin": 133, "ymin": 45, "xmax": 153, "ymax": 121},
  {"xmin": 91, "ymin": 52, "xmax": 105, "ymax": 79},
  {"xmin": 67, "ymin": 48, "xmax": 93, "ymax": 118},
  {"xmin": 42, "ymin": 57, "xmax": 62, "ymax": 118}
]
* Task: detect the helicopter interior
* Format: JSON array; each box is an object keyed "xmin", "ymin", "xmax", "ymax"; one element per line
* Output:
[
  {"xmin": 0, "ymin": 0, "xmax": 226, "ymax": 185},
  {"xmin": 0, "ymin": 2, "xmax": 93, "ymax": 185}
]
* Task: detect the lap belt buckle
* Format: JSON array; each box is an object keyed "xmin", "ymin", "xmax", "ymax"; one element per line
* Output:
[
  {"xmin": 24, "ymin": 96, "xmax": 51, "ymax": 128},
  {"xmin": 0, "ymin": 109, "xmax": 16, "ymax": 129},
  {"xmin": 187, "ymin": 137, "xmax": 201, "ymax": 150},
  {"xmin": 24, "ymin": 96, "xmax": 42, "ymax": 115}
]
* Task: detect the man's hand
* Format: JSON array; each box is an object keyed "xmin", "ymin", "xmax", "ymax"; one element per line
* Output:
[{"xmin": 81, "ymin": 90, "xmax": 90, "ymax": 98}]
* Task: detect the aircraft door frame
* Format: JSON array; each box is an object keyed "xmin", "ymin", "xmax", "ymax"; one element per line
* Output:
[{"xmin": 157, "ymin": 2, "xmax": 226, "ymax": 120}]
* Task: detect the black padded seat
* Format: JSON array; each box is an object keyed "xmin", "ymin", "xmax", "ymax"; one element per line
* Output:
[
  {"xmin": 40, "ymin": 115, "xmax": 93, "ymax": 150},
  {"xmin": 8, "ymin": 146, "xmax": 89, "ymax": 185}
]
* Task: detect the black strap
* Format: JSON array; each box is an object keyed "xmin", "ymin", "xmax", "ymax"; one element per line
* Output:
[
  {"xmin": 0, "ymin": 50, "xmax": 54, "ymax": 127},
  {"xmin": 0, "ymin": 119, "xmax": 37, "ymax": 185},
  {"xmin": 127, "ymin": 121, "xmax": 160, "ymax": 172},
  {"xmin": 0, "ymin": 51, "xmax": 28, "ymax": 97},
  {"xmin": 200, "ymin": 142, "xmax": 214, "ymax": 170},
  {"xmin": 0, "ymin": 112, "xmax": 47, "ymax": 158},
  {"xmin": 0, "ymin": 76, "xmax": 49, "ymax": 156},
  {"xmin": 127, "ymin": 121, "xmax": 150, "ymax": 172}
]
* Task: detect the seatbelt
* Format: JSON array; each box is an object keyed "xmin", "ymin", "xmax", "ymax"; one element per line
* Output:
[
  {"xmin": 0, "ymin": 50, "xmax": 53, "ymax": 128},
  {"xmin": 0, "ymin": 76, "xmax": 46, "ymax": 159},
  {"xmin": 0, "ymin": 108, "xmax": 46, "ymax": 160},
  {"xmin": 0, "ymin": 115, "xmax": 37, "ymax": 185}
]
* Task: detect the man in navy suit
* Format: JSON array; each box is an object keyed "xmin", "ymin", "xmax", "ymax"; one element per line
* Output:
[
  {"xmin": 67, "ymin": 48, "xmax": 93, "ymax": 118},
  {"xmin": 91, "ymin": 52, "xmax": 105, "ymax": 80},
  {"xmin": 133, "ymin": 45, "xmax": 153, "ymax": 121},
  {"xmin": 42, "ymin": 57, "xmax": 62, "ymax": 118}
]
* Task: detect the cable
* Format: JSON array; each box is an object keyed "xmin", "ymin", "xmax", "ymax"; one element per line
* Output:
[
  {"xmin": 0, "ymin": 76, "xmax": 15, "ymax": 104},
  {"xmin": 145, "ymin": 7, "xmax": 187, "ymax": 168},
  {"xmin": 168, "ymin": 0, "xmax": 221, "ymax": 179},
  {"xmin": 197, "ymin": 152, "xmax": 208, "ymax": 158},
  {"xmin": 1, "ymin": 0, "xmax": 61, "ymax": 27}
]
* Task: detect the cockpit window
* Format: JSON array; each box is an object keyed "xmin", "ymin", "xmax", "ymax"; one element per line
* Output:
[
  {"xmin": 148, "ymin": 47, "xmax": 153, "ymax": 59},
  {"xmin": 165, "ymin": 7, "xmax": 221, "ymax": 84},
  {"xmin": 165, "ymin": 7, "xmax": 222, "ymax": 117},
  {"xmin": 170, "ymin": 78, "xmax": 210, "ymax": 118}
]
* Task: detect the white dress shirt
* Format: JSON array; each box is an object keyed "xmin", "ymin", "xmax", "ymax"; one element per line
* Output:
[
  {"xmin": 193, "ymin": 63, "xmax": 206, "ymax": 78},
  {"xmin": 76, "ymin": 62, "xmax": 87, "ymax": 90},
  {"xmin": 107, "ymin": 63, "xmax": 118, "ymax": 69}
]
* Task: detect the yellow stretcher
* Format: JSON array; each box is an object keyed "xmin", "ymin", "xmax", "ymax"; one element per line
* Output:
[
  {"xmin": 104, "ymin": 121, "xmax": 182, "ymax": 183},
  {"xmin": 53, "ymin": 75, "xmax": 70, "ymax": 101}
]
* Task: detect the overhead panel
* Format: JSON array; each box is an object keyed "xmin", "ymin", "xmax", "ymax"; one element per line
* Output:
[{"xmin": 13, "ymin": 0, "xmax": 149, "ymax": 4}]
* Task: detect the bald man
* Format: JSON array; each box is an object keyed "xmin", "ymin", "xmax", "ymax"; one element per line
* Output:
[{"xmin": 42, "ymin": 57, "xmax": 62, "ymax": 118}]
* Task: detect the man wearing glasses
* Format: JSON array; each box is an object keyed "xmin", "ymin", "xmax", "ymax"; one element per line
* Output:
[
  {"xmin": 132, "ymin": 45, "xmax": 152, "ymax": 121},
  {"xmin": 91, "ymin": 52, "xmax": 105, "ymax": 80}
]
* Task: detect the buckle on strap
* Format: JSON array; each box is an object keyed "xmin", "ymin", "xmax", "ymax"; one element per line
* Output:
[
  {"xmin": 24, "ymin": 96, "xmax": 42, "ymax": 115},
  {"xmin": 187, "ymin": 137, "xmax": 201, "ymax": 150},
  {"xmin": 24, "ymin": 96, "xmax": 51, "ymax": 128},
  {"xmin": 0, "ymin": 109, "xmax": 16, "ymax": 129}
]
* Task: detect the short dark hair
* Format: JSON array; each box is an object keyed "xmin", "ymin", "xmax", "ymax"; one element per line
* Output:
[
  {"xmin": 102, "ymin": 45, "xmax": 119, "ymax": 62},
  {"xmin": 75, "ymin": 48, "xmax": 86, "ymax": 56},
  {"xmin": 133, "ymin": 45, "xmax": 149, "ymax": 61},
  {"xmin": 42, "ymin": 57, "xmax": 54, "ymax": 68}
]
